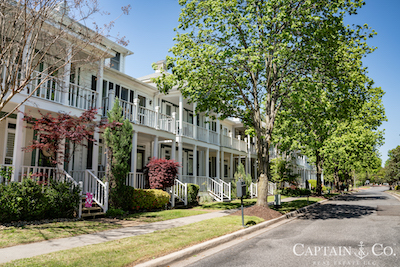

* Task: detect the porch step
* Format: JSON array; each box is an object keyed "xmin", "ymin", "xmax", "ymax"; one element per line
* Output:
[{"xmin": 81, "ymin": 196, "xmax": 105, "ymax": 219}]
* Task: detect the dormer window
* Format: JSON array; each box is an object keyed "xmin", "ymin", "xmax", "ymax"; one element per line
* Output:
[{"xmin": 110, "ymin": 52, "xmax": 120, "ymax": 71}]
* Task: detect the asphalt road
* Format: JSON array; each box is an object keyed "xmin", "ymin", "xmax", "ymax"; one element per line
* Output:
[{"xmin": 186, "ymin": 187, "xmax": 400, "ymax": 267}]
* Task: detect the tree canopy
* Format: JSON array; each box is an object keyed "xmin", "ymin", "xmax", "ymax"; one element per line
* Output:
[{"xmin": 154, "ymin": 0, "xmax": 375, "ymax": 205}]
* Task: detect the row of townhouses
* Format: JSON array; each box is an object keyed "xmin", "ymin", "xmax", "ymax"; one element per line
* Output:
[{"xmin": 0, "ymin": 3, "xmax": 317, "ymax": 212}]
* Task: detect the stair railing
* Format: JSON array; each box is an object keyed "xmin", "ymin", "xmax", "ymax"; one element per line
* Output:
[
  {"xmin": 216, "ymin": 178, "xmax": 231, "ymax": 201},
  {"xmin": 170, "ymin": 179, "xmax": 188, "ymax": 207},
  {"xmin": 84, "ymin": 170, "xmax": 109, "ymax": 213},
  {"xmin": 207, "ymin": 177, "xmax": 223, "ymax": 202}
]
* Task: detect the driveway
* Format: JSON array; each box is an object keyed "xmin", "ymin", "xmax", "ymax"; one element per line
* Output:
[{"xmin": 186, "ymin": 187, "xmax": 400, "ymax": 267}]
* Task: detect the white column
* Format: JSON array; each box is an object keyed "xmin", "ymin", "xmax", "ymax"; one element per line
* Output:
[
  {"xmin": 172, "ymin": 112, "xmax": 176, "ymax": 134},
  {"xmin": 230, "ymin": 153, "xmax": 234, "ymax": 178},
  {"xmin": 245, "ymin": 138, "xmax": 249, "ymax": 174},
  {"xmin": 178, "ymin": 141, "xmax": 183, "ymax": 180},
  {"xmin": 131, "ymin": 131, "xmax": 137, "ymax": 179},
  {"xmin": 205, "ymin": 147, "xmax": 209, "ymax": 177},
  {"xmin": 193, "ymin": 145, "xmax": 197, "ymax": 180},
  {"xmin": 171, "ymin": 139, "xmax": 176, "ymax": 160},
  {"xmin": 133, "ymin": 98, "xmax": 139, "ymax": 123},
  {"xmin": 238, "ymin": 135, "xmax": 241, "ymax": 151},
  {"xmin": 108, "ymin": 87, "xmax": 115, "ymax": 111},
  {"xmin": 216, "ymin": 149, "xmax": 220, "ymax": 179},
  {"xmin": 92, "ymin": 130, "xmax": 99, "ymax": 171},
  {"xmin": 247, "ymin": 135, "xmax": 251, "ymax": 175},
  {"xmin": 12, "ymin": 105, "xmax": 25, "ymax": 182},
  {"xmin": 153, "ymin": 136, "xmax": 159, "ymax": 158},
  {"xmin": 62, "ymin": 46, "xmax": 72, "ymax": 105},
  {"xmin": 179, "ymin": 95, "xmax": 183, "ymax": 136},
  {"xmin": 155, "ymin": 106, "xmax": 160, "ymax": 129},
  {"xmin": 205, "ymin": 116, "xmax": 209, "ymax": 143},
  {"xmin": 193, "ymin": 102, "xmax": 197, "ymax": 140},
  {"xmin": 254, "ymin": 159, "xmax": 257, "ymax": 181},
  {"xmin": 96, "ymin": 60, "xmax": 104, "ymax": 109},
  {"xmin": 221, "ymin": 150, "xmax": 224, "ymax": 180},
  {"xmin": 216, "ymin": 117, "xmax": 220, "ymax": 145},
  {"xmin": 57, "ymin": 139, "xmax": 65, "ymax": 171}
]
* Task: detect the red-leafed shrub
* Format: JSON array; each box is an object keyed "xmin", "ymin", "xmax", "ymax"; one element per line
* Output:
[{"xmin": 147, "ymin": 158, "xmax": 180, "ymax": 190}]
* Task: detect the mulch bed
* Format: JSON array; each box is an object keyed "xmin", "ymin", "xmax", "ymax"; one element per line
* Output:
[{"xmin": 230, "ymin": 205, "xmax": 283, "ymax": 221}]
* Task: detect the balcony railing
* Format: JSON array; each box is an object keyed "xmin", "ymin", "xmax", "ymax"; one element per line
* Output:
[
  {"xmin": 209, "ymin": 130, "xmax": 219, "ymax": 145},
  {"xmin": 182, "ymin": 121, "xmax": 194, "ymax": 138},
  {"xmin": 25, "ymin": 70, "xmax": 98, "ymax": 110},
  {"xmin": 197, "ymin": 126, "xmax": 208, "ymax": 142},
  {"xmin": 69, "ymin": 83, "xmax": 97, "ymax": 110}
]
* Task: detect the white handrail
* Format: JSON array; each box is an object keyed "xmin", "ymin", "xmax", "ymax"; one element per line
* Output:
[
  {"xmin": 170, "ymin": 179, "xmax": 188, "ymax": 207},
  {"xmin": 207, "ymin": 177, "xmax": 223, "ymax": 202},
  {"xmin": 209, "ymin": 130, "xmax": 219, "ymax": 145},
  {"xmin": 69, "ymin": 83, "xmax": 98, "ymax": 110},
  {"xmin": 84, "ymin": 170, "xmax": 109, "ymax": 212},
  {"xmin": 217, "ymin": 178, "xmax": 231, "ymax": 200},
  {"xmin": 182, "ymin": 121, "xmax": 194, "ymax": 138}
]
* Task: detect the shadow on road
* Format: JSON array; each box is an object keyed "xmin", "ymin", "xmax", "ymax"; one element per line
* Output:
[
  {"xmin": 334, "ymin": 195, "xmax": 389, "ymax": 202},
  {"xmin": 299, "ymin": 204, "xmax": 375, "ymax": 220}
]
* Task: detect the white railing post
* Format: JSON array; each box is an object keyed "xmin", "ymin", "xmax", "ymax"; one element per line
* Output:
[
  {"xmin": 155, "ymin": 106, "xmax": 160, "ymax": 129},
  {"xmin": 172, "ymin": 112, "xmax": 176, "ymax": 134},
  {"xmin": 133, "ymin": 98, "xmax": 139, "ymax": 124},
  {"xmin": 104, "ymin": 181, "xmax": 109, "ymax": 212},
  {"xmin": 184, "ymin": 183, "xmax": 188, "ymax": 206},
  {"xmin": 78, "ymin": 181, "xmax": 83, "ymax": 218},
  {"xmin": 84, "ymin": 170, "xmax": 88, "ymax": 194}
]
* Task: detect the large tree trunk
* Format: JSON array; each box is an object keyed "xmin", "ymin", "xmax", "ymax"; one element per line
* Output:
[
  {"xmin": 315, "ymin": 150, "xmax": 323, "ymax": 196},
  {"xmin": 256, "ymin": 136, "xmax": 271, "ymax": 207}
]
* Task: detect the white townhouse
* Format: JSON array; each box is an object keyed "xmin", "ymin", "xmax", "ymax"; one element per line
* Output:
[{"xmin": 0, "ymin": 3, "xmax": 316, "ymax": 212}]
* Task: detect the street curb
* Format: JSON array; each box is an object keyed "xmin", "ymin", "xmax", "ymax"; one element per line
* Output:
[
  {"xmin": 135, "ymin": 198, "xmax": 329, "ymax": 267},
  {"xmin": 384, "ymin": 191, "xmax": 400, "ymax": 201}
]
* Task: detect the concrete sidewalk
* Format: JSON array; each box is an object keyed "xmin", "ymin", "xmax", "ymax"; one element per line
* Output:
[{"xmin": 0, "ymin": 197, "xmax": 301, "ymax": 264}]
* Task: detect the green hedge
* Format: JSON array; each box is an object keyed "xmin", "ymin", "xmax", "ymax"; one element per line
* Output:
[
  {"xmin": 131, "ymin": 189, "xmax": 170, "ymax": 210},
  {"xmin": 187, "ymin": 183, "xmax": 200, "ymax": 204},
  {"xmin": 280, "ymin": 187, "xmax": 311, "ymax": 197},
  {"xmin": 0, "ymin": 179, "xmax": 81, "ymax": 223}
]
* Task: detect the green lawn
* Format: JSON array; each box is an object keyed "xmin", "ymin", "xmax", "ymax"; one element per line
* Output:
[
  {"xmin": 123, "ymin": 209, "xmax": 209, "ymax": 222},
  {"xmin": 0, "ymin": 209, "xmax": 209, "ymax": 248},
  {"xmin": 1, "ymin": 216, "xmax": 264, "ymax": 267},
  {"xmin": 0, "ymin": 221, "xmax": 122, "ymax": 249},
  {"xmin": 271, "ymin": 197, "xmax": 324, "ymax": 214},
  {"xmin": 196, "ymin": 196, "xmax": 288, "ymax": 210}
]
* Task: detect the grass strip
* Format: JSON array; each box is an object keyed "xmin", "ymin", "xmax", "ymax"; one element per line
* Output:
[
  {"xmin": 196, "ymin": 195, "xmax": 287, "ymax": 210},
  {"xmin": 0, "ymin": 221, "xmax": 121, "ymax": 249},
  {"xmin": 0, "ymin": 210, "xmax": 210, "ymax": 248},
  {"xmin": 1, "ymin": 216, "xmax": 264, "ymax": 267},
  {"xmin": 123, "ymin": 209, "xmax": 209, "ymax": 222},
  {"xmin": 271, "ymin": 197, "xmax": 324, "ymax": 214}
]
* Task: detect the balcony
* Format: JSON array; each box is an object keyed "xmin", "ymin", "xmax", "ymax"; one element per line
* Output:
[
  {"xmin": 25, "ymin": 70, "xmax": 97, "ymax": 110},
  {"xmin": 102, "ymin": 96, "xmax": 256, "ymax": 154}
]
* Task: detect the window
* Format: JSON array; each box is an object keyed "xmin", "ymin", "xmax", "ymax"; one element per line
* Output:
[
  {"xmin": 102, "ymin": 80, "xmax": 108, "ymax": 97},
  {"xmin": 115, "ymin": 85, "xmax": 120, "ymax": 98},
  {"xmin": 138, "ymin": 95, "xmax": 146, "ymax": 107},
  {"xmin": 110, "ymin": 52, "xmax": 120, "ymax": 71},
  {"xmin": 91, "ymin": 75, "xmax": 97, "ymax": 91},
  {"xmin": 121, "ymin": 87, "xmax": 128, "ymax": 101},
  {"xmin": 166, "ymin": 104, "xmax": 171, "ymax": 116}
]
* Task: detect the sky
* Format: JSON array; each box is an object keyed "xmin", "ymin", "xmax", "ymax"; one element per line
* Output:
[{"xmin": 95, "ymin": 0, "xmax": 399, "ymax": 166}]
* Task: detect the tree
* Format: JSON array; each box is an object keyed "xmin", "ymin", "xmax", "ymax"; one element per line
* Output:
[
  {"xmin": 103, "ymin": 98, "xmax": 133, "ymax": 208},
  {"xmin": 23, "ymin": 108, "xmax": 99, "ymax": 166},
  {"xmin": 147, "ymin": 158, "xmax": 180, "ymax": 190},
  {"xmin": 270, "ymin": 156, "xmax": 299, "ymax": 189},
  {"xmin": 385, "ymin": 146, "xmax": 400, "ymax": 189},
  {"xmin": 154, "ymin": 0, "xmax": 372, "ymax": 205},
  {"xmin": 0, "ymin": 0, "xmax": 130, "ymax": 121}
]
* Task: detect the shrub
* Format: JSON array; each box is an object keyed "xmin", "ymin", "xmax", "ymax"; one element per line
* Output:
[
  {"xmin": 106, "ymin": 208, "xmax": 126, "ymax": 218},
  {"xmin": 187, "ymin": 183, "xmax": 200, "ymax": 204},
  {"xmin": 280, "ymin": 187, "xmax": 311, "ymax": 197},
  {"xmin": 110, "ymin": 184, "xmax": 135, "ymax": 211},
  {"xmin": 131, "ymin": 189, "xmax": 170, "ymax": 210},
  {"xmin": 232, "ymin": 163, "xmax": 252, "ymax": 198},
  {"xmin": 308, "ymin": 179, "xmax": 317, "ymax": 189},
  {"xmin": 395, "ymin": 185, "xmax": 400, "ymax": 191},
  {"xmin": 0, "ymin": 178, "xmax": 81, "ymax": 223},
  {"xmin": 147, "ymin": 158, "xmax": 180, "ymax": 190}
]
